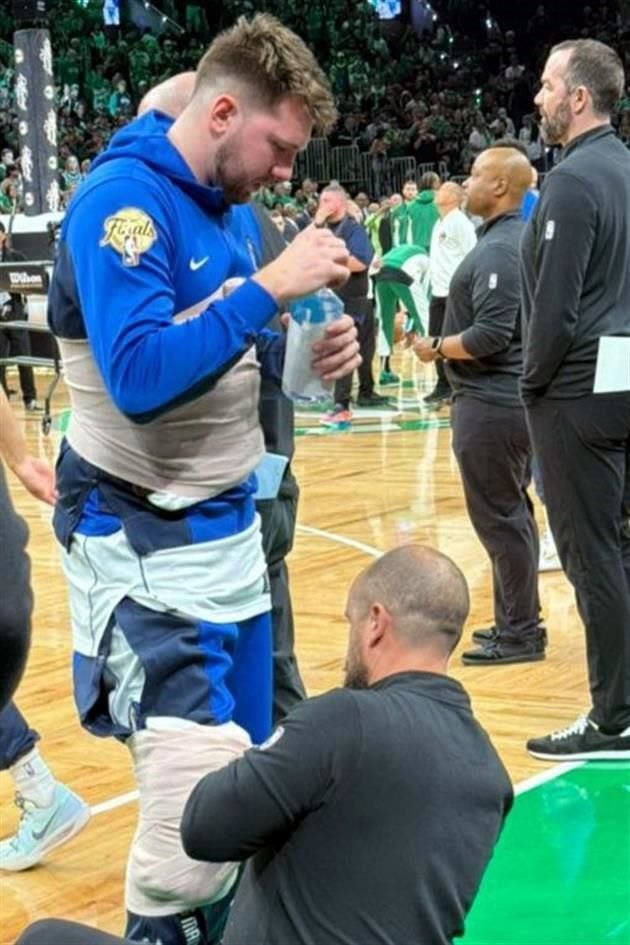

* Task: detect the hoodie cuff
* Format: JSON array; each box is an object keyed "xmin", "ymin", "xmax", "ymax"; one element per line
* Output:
[{"xmin": 230, "ymin": 278, "xmax": 279, "ymax": 334}]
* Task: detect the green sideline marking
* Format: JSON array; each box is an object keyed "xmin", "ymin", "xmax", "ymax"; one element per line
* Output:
[
  {"xmin": 461, "ymin": 763, "xmax": 630, "ymax": 945},
  {"xmin": 294, "ymin": 417, "xmax": 451, "ymax": 436},
  {"xmin": 54, "ymin": 409, "xmax": 451, "ymax": 438}
]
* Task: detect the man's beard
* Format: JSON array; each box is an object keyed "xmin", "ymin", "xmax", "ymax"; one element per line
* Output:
[
  {"xmin": 213, "ymin": 138, "xmax": 256, "ymax": 204},
  {"xmin": 539, "ymin": 99, "xmax": 572, "ymax": 146},
  {"xmin": 343, "ymin": 639, "xmax": 370, "ymax": 690}
]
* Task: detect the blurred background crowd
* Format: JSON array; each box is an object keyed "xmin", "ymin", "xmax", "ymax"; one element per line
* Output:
[{"xmin": 0, "ymin": 0, "xmax": 629, "ymax": 213}]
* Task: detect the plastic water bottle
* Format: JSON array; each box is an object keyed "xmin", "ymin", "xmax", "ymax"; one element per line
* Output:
[{"xmin": 282, "ymin": 288, "xmax": 344, "ymax": 403}]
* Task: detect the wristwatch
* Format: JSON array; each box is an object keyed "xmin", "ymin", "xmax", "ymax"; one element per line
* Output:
[{"xmin": 430, "ymin": 336, "xmax": 445, "ymax": 358}]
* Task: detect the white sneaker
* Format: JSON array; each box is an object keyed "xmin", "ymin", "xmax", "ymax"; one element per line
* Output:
[
  {"xmin": 0, "ymin": 784, "xmax": 91, "ymax": 870},
  {"xmin": 538, "ymin": 528, "xmax": 562, "ymax": 572}
]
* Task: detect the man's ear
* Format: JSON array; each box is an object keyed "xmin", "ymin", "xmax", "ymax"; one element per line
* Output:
[
  {"xmin": 367, "ymin": 601, "xmax": 389, "ymax": 649},
  {"xmin": 208, "ymin": 94, "xmax": 240, "ymax": 135},
  {"xmin": 494, "ymin": 174, "xmax": 509, "ymax": 198},
  {"xmin": 571, "ymin": 85, "xmax": 589, "ymax": 116}
]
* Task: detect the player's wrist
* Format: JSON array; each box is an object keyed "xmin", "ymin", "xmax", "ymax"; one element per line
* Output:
[{"xmin": 430, "ymin": 336, "xmax": 445, "ymax": 359}]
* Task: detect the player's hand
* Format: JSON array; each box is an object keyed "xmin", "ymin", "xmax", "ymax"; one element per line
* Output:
[
  {"xmin": 311, "ymin": 314, "xmax": 361, "ymax": 381},
  {"xmin": 414, "ymin": 336, "xmax": 440, "ymax": 362},
  {"xmin": 12, "ymin": 456, "xmax": 56, "ymax": 505},
  {"xmin": 253, "ymin": 225, "xmax": 350, "ymax": 304}
]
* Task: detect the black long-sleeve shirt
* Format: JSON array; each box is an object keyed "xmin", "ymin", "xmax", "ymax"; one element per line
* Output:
[
  {"xmin": 181, "ymin": 672, "xmax": 512, "ymax": 945},
  {"xmin": 443, "ymin": 210, "xmax": 525, "ymax": 406},
  {"xmin": 520, "ymin": 125, "xmax": 630, "ymax": 403}
]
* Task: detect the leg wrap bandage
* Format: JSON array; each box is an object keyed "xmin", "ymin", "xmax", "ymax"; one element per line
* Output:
[{"xmin": 125, "ymin": 719, "xmax": 250, "ymax": 917}]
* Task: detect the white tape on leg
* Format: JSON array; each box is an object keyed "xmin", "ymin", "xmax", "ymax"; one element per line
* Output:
[{"xmin": 125, "ymin": 720, "xmax": 251, "ymax": 917}]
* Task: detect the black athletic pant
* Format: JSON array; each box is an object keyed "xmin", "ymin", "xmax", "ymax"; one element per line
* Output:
[
  {"xmin": 257, "ymin": 480, "xmax": 306, "ymax": 724},
  {"xmin": 0, "ymin": 463, "xmax": 32, "ymax": 711},
  {"xmin": 334, "ymin": 297, "xmax": 375, "ymax": 408},
  {"xmin": 526, "ymin": 393, "xmax": 630, "ymax": 731},
  {"xmin": 451, "ymin": 396, "xmax": 540, "ymax": 644},
  {"xmin": 428, "ymin": 296, "xmax": 450, "ymax": 394},
  {"xmin": 0, "ymin": 326, "xmax": 37, "ymax": 403}
]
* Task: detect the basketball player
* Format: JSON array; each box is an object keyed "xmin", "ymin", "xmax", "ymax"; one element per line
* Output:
[{"xmin": 47, "ymin": 16, "xmax": 359, "ymax": 945}]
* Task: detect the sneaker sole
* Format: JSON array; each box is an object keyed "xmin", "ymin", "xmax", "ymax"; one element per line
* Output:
[
  {"xmin": 528, "ymin": 747, "xmax": 630, "ymax": 762},
  {"xmin": 0, "ymin": 805, "xmax": 91, "ymax": 871},
  {"xmin": 462, "ymin": 651, "xmax": 546, "ymax": 666}
]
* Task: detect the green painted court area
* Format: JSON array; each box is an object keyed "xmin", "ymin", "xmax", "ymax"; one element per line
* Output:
[{"xmin": 462, "ymin": 763, "xmax": 630, "ymax": 945}]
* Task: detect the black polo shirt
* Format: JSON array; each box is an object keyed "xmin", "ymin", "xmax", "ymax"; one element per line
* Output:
[
  {"xmin": 443, "ymin": 210, "xmax": 525, "ymax": 407},
  {"xmin": 181, "ymin": 672, "xmax": 512, "ymax": 945}
]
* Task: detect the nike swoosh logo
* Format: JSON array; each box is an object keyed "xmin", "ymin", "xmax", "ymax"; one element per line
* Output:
[
  {"xmin": 189, "ymin": 256, "xmax": 209, "ymax": 271},
  {"xmin": 32, "ymin": 810, "xmax": 59, "ymax": 840}
]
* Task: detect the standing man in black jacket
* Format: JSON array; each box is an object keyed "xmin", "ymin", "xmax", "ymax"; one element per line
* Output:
[
  {"xmin": 521, "ymin": 39, "xmax": 630, "ymax": 761},
  {"xmin": 416, "ymin": 146, "xmax": 545, "ymax": 666},
  {"xmin": 0, "ymin": 222, "xmax": 39, "ymax": 410}
]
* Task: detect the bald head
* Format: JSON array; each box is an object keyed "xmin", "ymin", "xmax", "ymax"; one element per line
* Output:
[
  {"xmin": 465, "ymin": 147, "xmax": 533, "ymax": 219},
  {"xmin": 138, "ymin": 72, "xmax": 196, "ymax": 118},
  {"xmin": 349, "ymin": 544, "xmax": 470, "ymax": 656}
]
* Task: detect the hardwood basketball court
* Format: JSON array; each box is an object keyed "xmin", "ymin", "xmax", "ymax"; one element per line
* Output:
[{"xmin": 0, "ymin": 359, "xmax": 604, "ymax": 942}]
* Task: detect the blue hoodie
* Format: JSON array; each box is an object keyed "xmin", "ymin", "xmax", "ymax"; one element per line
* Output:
[{"xmin": 48, "ymin": 111, "xmax": 279, "ymax": 423}]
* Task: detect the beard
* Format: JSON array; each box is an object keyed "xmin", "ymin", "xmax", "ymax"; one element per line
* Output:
[
  {"xmin": 213, "ymin": 138, "xmax": 257, "ymax": 204},
  {"xmin": 539, "ymin": 98, "xmax": 572, "ymax": 146},
  {"xmin": 343, "ymin": 637, "xmax": 370, "ymax": 690}
]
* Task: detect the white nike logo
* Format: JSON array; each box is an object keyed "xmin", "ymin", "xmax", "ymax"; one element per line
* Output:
[{"xmin": 189, "ymin": 256, "xmax": 209, "ymax": 271}]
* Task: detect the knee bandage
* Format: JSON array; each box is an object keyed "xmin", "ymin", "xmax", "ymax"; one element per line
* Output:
[{"xmin": 125, "ymin": 718, "xmax": 251, "ymax": 917}]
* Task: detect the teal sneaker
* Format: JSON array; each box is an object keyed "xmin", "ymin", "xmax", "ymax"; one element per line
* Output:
[
  {"xmin": 0, "ymin": 784, "xmax": 91, "ymax": 870},
  {"xmin": 379, "ymin": 371, "xmax": 400, "ymax": 386}
]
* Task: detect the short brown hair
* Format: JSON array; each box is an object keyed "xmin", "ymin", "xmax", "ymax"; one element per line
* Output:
[
  {"xmin": 551, "ymin": 39, "xmax": 625, "ymax": 116},
  {"xmin": 419, "ymin": 171, "xmax": 440, "ymax": 191},
  {"xmin": 195, "ymin": 14, "xmax": 337, "ymax": 135}
]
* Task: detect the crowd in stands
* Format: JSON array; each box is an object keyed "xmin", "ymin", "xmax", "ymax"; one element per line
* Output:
[{"xmin": 0, "ymin": 0, "xmax": 629, "ymax": 212}]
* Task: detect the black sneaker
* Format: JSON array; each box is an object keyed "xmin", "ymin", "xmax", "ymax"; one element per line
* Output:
[
  {"xmin": 471, "ymin": 625, "xmax": 499, "ymax": 644},
  {"xmin": 472, "ymin": 623, "xmax": 548, "ymax": 646},
  {"xmin": 461, "ymin": 638, "xmax": 546, "ymax": 666},
  {"xmin": 356, "ymin": 393, "xmax": 392, "ymax": 408},
  {"xmin": 425, "ymin": 392, "xmax": 452, "ymax": 409},
  {"xmin": 423, "ymin": 387, "xmax": 450, "ymax": 404},
  {"xmin": 527, "ymin": 715, "xmax": 630, "ymax": 761}
]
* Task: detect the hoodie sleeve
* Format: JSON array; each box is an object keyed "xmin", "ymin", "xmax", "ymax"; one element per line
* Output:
[{"xmin": 59, "ymin": 177, "xmax": 278, "ymax": 424}]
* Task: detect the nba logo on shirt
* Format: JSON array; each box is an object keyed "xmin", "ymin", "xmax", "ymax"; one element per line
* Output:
[
  {"xmin": 489, "ymin": 273, "xmax": 498, "ymax": 290},
  {"xmin": 545, "ymin": 220, "xmax": 556, "ymax": 240}
]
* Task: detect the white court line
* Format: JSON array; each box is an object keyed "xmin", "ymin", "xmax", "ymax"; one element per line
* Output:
[
  {"xmin": 89, "ymin": 758, "xmax": 587, "ymax": 817},
  {"xmin": 91, "ymin": 790, "xmax": 138, "ymax": 816},
  {"xmin": 87, "ymin": 527, "xmax": 583, "ymax": 817},
  {"xmin": 295, "ymin": 524, "xmax": 383, "ymax": 559},
  {"xmin": 514, "ymin": 761, "xmax": 585, "ymax": 795}
]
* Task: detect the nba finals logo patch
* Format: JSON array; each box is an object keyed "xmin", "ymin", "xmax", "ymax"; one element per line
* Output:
[{"xmin": 100, "ymin": 208, "xmax": 157, "ymax": 267}]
